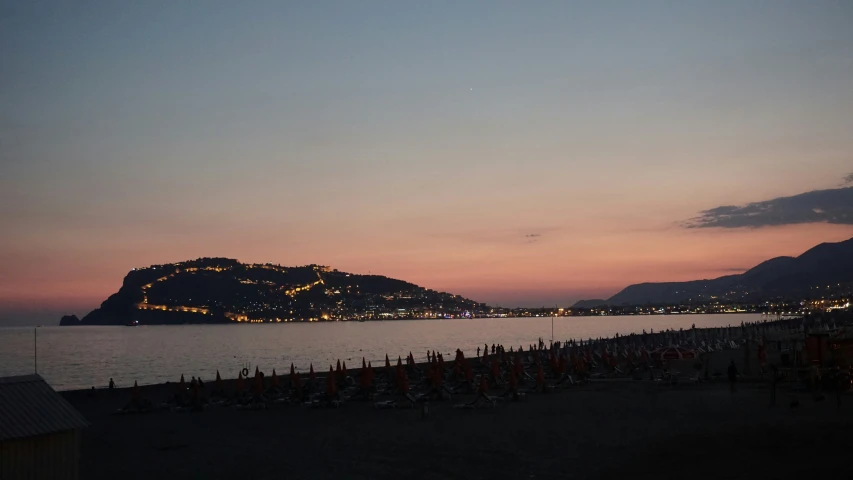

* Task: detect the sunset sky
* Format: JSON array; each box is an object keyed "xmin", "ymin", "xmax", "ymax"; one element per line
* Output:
[{"xmin": 2, "ymin": 2, "xmax": 853, "ymax": 324}]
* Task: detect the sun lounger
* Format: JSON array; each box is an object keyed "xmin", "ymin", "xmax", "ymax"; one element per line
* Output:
[
  {"xmin": 453, "ymin": 392, "xmax": 498, "ymax": 409},
  {"xmin": 373, "ymin": 393, "xmax": 416, "ymax": 409}
]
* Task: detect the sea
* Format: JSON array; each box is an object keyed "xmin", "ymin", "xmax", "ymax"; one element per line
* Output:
[{"xmin": 0, "ymin": 314, "xmax": 761, "ymax": 390}]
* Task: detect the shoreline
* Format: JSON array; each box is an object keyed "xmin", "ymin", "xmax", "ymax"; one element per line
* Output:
[{"xmin": 28, "ymin": 310, "xmax": 778, "ymax": 328}]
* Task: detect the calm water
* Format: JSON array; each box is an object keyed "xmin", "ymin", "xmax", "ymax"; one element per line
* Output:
[{"xmin": 0, "ymin": 314, "xmax": 759, "ymax": 390}]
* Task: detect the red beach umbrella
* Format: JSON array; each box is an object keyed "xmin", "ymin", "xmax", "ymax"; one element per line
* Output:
[
  {"xmin": 293, "ymin": 372, "xmax": 302, "ymax": 393},
  {"xmin": 384, "ymin": 354, "xmax": 392, "ymax": 378},
  {"xmin": 237, "ymin": 372, "xmax": 245, "ymax": 392},
  {"xmin": 360, "ymin": 365, "xmax": 369, "ymax": 389},
  {"xmin": 178, "ymin": 374, "xmax": 186, "ymax": 392},
  {"xmin": 309, "ymin": 364, "xmax": 316, "ymax": 383},
  {"xmin": 362, "ymin": 357, "xmax": 367, "ymax": 370},
  {"xmin": 509, "ymin": 370, "xmax": 518, "ymax": 392},
  {"xmin": 536, "ymin": 363, "xmax": 545, "ymax": 388},
  {"xmin": 253, "ymin": 373, "xmax": 263, "ymax": 395},
  {"xmin": 335, "ymin": 359, "xmax": 342, "ymax": 377},
  {"xmin": 491, "ymin": 358, "xmax": 501, "ymax": 380},
  {"xmin": 367, "ymin": 361, "xmax": 374, "ymax": 385},
  {"xmin": 342, "ymin": 361, "xmax": 348, "ymax": 380},
  {"xmin": 327, "ymin": 366, "xmax": 337, "ymax": 397},
  {"xmin": 254, "ymin": 366, "xmax": 260, "ymax": 378},
  {"xmin": 478, "ymin": 376, "xmax": 488, "ymax": 394},
  {"xmin": 132, "ymin": 381, "xmax": 140, "ymax": 401},
  {"xmin": 271, "ymin": 369, "xmax": 279, "ymax": 388},
  {"xmin": 215, "ymin": 370, "xmax": 223, "ymax": 391}
]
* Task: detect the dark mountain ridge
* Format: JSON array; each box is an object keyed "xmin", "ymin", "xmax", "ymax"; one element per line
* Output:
[{"xmin": 579, "ymin": 237, "xmax": 853, "ymax": 307}]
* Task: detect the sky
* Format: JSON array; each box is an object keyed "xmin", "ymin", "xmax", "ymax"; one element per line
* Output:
[{"xmin": 2, "ymin": 1, "xmax": 853, "ymax": 324}]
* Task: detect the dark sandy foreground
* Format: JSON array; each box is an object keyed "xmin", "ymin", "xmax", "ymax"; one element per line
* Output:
[{"xmin": 63, "ymin": 379, "xmax": 851, "ymax": 480}]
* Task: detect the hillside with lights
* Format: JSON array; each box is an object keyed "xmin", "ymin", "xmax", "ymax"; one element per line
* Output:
[{"xmin": 60, "ymin": 258, "xmax": 484, "ymax": 325}]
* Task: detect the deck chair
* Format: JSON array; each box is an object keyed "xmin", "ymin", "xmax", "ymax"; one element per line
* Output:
[{"xmin": 453, "ymin": 392, "xmax": 498, "ymax": 409}]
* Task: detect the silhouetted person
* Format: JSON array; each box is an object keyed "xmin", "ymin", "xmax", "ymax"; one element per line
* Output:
[
  {"xmin": 833, "ymin": 366, "xmax": 843, "ymax": 410},
  {"xmin": 491, "ymin": 344, "xmax": 496, "ymax": 355},
  {"xmin": 727, "ymin": 361, "xmax": 738, "ymax": 393},
  {"xmin": 809, "ymin": 363, "xmax": 821, "ymax": 400},
  {"xmin": 476, "ymin": 346, "xmax": 480, "ymax": 358},
  {"xmin": 109, "ymin": 378, "xmax": 115, "ymax": 389},
  {"xmin": 198, "ymin": 377, "xmax": 204, "ymax": 389}
]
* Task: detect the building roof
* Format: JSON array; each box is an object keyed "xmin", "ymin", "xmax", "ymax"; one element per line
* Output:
[{"xmin": 0, "ymin": 374, "xmax": 89, "ymax": 442}]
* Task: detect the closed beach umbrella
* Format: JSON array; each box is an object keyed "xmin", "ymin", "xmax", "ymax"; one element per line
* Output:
[
  {"xmin": 179, "ymin": 374, "xmax": 186, "ymax": 392},
  {"xmin": 336, "ymin": 359, "xmax": 341, "ymax": 375},
  {"xmin": 237, "ymin": 372, "xmax": 246, "ymax": 392},
  {"xmin": 367, "ymin": 361, "xmax": 374, "ymax": 385},
  {"xmin": 132, "ymin": 381, "xmax": 140, "ymax": 401},
  {"xmin": 327, "ymin": 366, "xmax": 337, "ymax": 397},
  {"xmin": 253, "ymin": 372, "xmax": 263, "ymax": 395},
  {"xmin": 215, "ymin": 370, "xmax": 223, "ymax": 391},
  {"xmin": 342, "ymin": 361, "xmax": 348, "ymax": 380},
  {"xmin": 271, "ymin": 369, "xmax": 279, "ymax": 388},
  {"xmin": 360, "ymin": 364, "xmax": 369, "ymax": 389},
  {"xmin": 478, "ymin": 376, "xmax": 488, "ymax": 394},
  {"xmin": 293, "ymin": 371, "xmax": 302, "ymax": 392},
  {"xmin": 385, "ymin": 354, "xmax": 392, "ymax": 378},
  {"xmin": 536, "ymin": 363, "xmax": 545, "ymax": 389},
  {"xmin": 255, "ymin": 366, "xmax": 260, "ymax": 378},
  {"xmin": 309, "ymin": 364, "xmax": 316, "ymax": 383}
]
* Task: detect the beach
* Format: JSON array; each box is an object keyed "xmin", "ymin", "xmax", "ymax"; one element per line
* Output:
[
  {"xmin": 60, "ymin": 315, "xmax": 852, "ymax": 480},
  {"xmin": 64, "ymin": 377, "xmax": 848, "ymax": 480}
]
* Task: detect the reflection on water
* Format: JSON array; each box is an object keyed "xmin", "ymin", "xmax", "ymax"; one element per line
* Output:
[{"xmin": 0, "ymin": 314, "xmax": 759, "ymax": 390}]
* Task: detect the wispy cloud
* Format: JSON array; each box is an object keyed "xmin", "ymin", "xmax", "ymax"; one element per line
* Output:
[
  {"xmin": 685, "ymin": 187, "xmax": 853, "ymax": 229},
  {"xmin": 845, "ymin": 173, "xmax": 853, "ymax": 185}
]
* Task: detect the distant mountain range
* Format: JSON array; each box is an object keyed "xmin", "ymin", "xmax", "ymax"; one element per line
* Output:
[
  {"xmin": 61, "ymin": 258, "xmax": 482, "ymax": 326},
  {"xmin": 574, "ymin": 236, "xmax": 853, "ymax": 308}
]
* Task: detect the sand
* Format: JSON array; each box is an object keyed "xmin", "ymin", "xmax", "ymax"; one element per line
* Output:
[{"xmin": 63, "ymin": 374, "xmax": 850, "ymax": 480}]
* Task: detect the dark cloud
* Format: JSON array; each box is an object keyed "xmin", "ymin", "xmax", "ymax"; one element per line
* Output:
[
  {"xmin": 685, "ymin": 187, "xmax": 853, "ymax": 229},
  {"xmin": 845, "ymin": 173, "xmax": 853, "ymax": 185}
]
